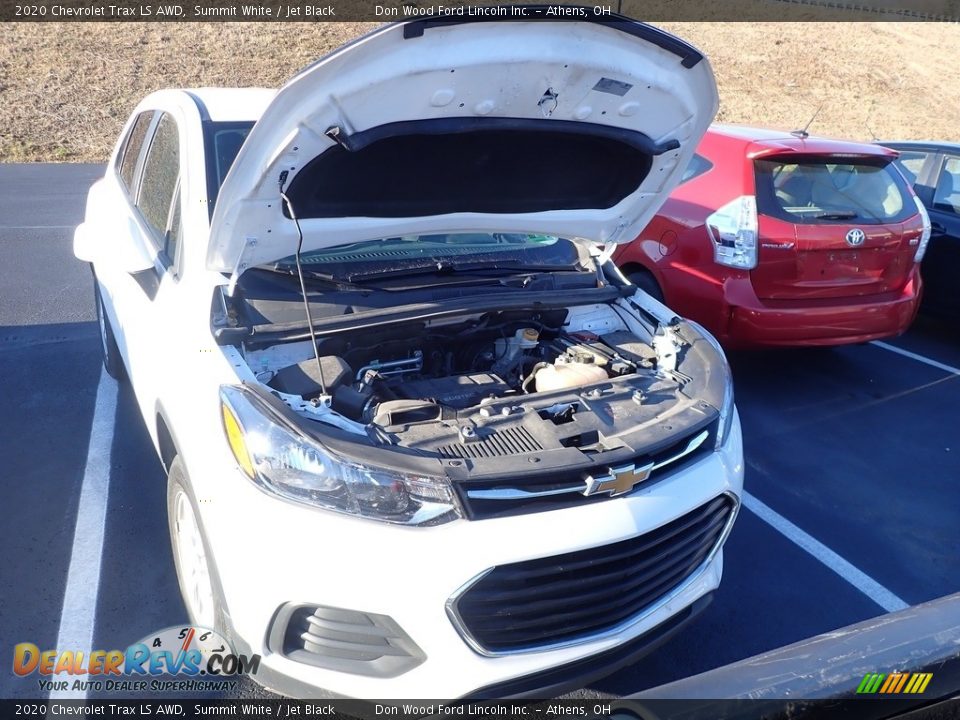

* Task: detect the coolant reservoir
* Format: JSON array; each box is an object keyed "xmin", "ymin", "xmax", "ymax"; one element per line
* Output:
[{"xmin": 535, "ymin": 361, "xmax": 608, "ymax": 392}]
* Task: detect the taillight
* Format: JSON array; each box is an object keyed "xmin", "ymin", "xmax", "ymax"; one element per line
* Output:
[
  {"xmin": 706, "ymin": 195, "xmax": 758, "ymax": 270},
  {"xmin": 912, "ymin": 195, "xmax": 931, "ymax": 263}
]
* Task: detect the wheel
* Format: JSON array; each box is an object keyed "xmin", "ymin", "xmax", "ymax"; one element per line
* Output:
[
  {"xmin": 94, "ymin": 282, "xmax": 126, "ymax": 380},
  {"xmin": 167, "ymin": 456, "xmax": 226, "ymax": 631},
  {"xmin": 628, "ymin": 270, "xmax": 665, "ymax": 304}
]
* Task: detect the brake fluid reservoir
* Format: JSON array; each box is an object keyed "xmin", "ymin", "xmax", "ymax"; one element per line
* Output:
[
  {"xmin": 535, "ymin": 361, "xmax": 608, "ymax": 392},
  {"xmin": 494, "ymin": 328, "xmax": 540, "ymax": 375}
]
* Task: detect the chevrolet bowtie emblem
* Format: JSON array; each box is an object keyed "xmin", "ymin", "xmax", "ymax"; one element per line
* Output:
[{"xmin": 583, "ymin": 462, "xmax": 655, "ymax": 497}]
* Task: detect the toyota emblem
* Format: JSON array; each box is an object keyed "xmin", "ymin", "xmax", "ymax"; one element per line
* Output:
[{"xmin": 846, "ymin": 228, "xmax": 866, "ymax": 247}]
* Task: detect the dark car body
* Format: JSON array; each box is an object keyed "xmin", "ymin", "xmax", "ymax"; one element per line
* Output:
[
  {"xmin": 613, "ymin": 125, "xmax": 928, "ymax": 348},
  {"xmin": 880, "ymin": 141, "xmax": 960, "ymax": 321}
]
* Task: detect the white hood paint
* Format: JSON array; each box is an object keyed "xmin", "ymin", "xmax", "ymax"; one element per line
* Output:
[{"xmin": 207, "ymin": 17, "xmax": 718, "ymax": 278}]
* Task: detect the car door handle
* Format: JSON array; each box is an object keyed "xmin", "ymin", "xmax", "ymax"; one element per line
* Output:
[{"xmin": 930, "ymin": 222, "xmax": 946, "ymax": 235}]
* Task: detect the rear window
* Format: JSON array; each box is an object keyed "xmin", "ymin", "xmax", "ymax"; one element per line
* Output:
[{"xmin": 754, "ymin": 156, "xmax": 915, "ymax": 225}]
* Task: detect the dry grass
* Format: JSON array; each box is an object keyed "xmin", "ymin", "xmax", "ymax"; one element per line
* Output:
[{"xmin": 1, "ymin": 20, "xmax": 958, "ymax": 162}]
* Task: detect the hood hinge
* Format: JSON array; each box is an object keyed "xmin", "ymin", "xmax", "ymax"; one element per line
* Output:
[
  {"xmin": 607, "ymin": 219, "xmax": 628, "ymax": 244},
  {"xmin": 227, "ymin": 237, "xmax": 259, "ymax": 296}
]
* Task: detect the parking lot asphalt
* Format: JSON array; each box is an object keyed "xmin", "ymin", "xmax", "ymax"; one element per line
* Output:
[{"xmin": 1, "ymin": 164, "xmax": 957, "ymax": 700}]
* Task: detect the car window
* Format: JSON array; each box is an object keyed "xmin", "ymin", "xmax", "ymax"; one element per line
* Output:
[
  {"xmin": 892, "ymin": 151, "xmax": 928, "ymax": 185},
  {"xmin": 166, "ymin": 184, "xmax": 182, "ymax": 265},
  {"xmin": 136, "ymin": 113, "xmax": 181, "ymax": 247},
  {"xmin": 932, "ymin": 157, "xmax": 960, "ymax": 215},
  {"xmin": 754, "ymin": 157, "xmax": 914, "ymax": 225},
  {"xmin": 118, "ymin": 111, "xmax": 154, "ymax": 193},
  {"xmin": 205, "ymin": 122, "xmax": 254, "ymax": 213},
  {"xmin": 213, "ymin": 127, "xmax": 250, "ymax": 189},
  {"xmin": 680, "ymin": 153, "xmax": 713, "ymax": 184}
]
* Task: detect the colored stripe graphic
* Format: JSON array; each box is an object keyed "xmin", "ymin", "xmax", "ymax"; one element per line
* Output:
[
  {"xmin": 879, "ymin": 673, "xmax": 899, "ymax": 693},
  {"xmin": 856, "ymin": 673, "xmax": 885, "ymax": 693},
  {"xmin": 906, "ymin": 673, "xmax": 933, "ymax": 693},
  {"xmin": 894, "ymin": 673, "xmax": 910, "ymax": 693},
  {"xmin": 857, "ymin": 672, "xmax": 932, "ymax": 694}
]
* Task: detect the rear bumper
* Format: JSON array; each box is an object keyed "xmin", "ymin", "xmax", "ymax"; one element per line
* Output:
[{"xmin": 680, "ymin": 270, "xmax": 922, "ymax": 349}]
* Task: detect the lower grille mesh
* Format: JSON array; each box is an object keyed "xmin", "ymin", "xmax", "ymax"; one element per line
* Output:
[{"xmin": 451, "ymin": 494, "xmax": 736, "ymax": 653}]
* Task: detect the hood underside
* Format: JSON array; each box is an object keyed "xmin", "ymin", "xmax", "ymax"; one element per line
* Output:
[{"xmin": 207, "ymin": 13, "xmax": 718, "ymax": 277}]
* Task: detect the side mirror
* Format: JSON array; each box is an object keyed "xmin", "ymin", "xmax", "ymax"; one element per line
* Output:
[
  {"xmin": 73, "ymin": 219, "xmax": 157, "ymax": 274},
  {"xmin": 73, "ymin": 223, "xmax": 97, "ymax": 263}
]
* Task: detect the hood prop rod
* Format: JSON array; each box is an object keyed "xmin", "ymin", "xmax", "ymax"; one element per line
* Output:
[{"xmin": 279, "ymin": 170, "xmax": 329, "ymax": 405}]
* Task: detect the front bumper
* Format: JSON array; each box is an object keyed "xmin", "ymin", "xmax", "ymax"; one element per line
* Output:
[
  {"xmin": 192, "ymin": 413, "xmax": 744, "ymax": 700},
  {"xmin": 466, "ymin": 591, "xmax": 715, "ymax": 700}
]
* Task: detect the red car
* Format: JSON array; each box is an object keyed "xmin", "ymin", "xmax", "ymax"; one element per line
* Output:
[{"xmin": 613, "ymin": 125, "xmax": 931, "ymax": 348}]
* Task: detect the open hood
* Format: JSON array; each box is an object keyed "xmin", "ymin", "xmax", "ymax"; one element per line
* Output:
[{"xmin": 207, "ymin": 13, "xmax": 718, "ymax": 278}]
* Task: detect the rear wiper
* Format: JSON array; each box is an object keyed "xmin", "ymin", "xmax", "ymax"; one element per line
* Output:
[{"xmin": 808, "ymin": 210, "xmax": 859, "ymax": 220}]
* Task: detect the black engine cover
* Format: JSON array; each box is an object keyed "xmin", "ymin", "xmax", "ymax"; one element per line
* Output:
[{"xmin": 393, "ymin": 373, "xmax": 511, "ymax": 409}]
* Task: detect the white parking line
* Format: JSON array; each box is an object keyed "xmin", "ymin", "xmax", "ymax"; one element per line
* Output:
[
  {"xmin": 48, "ymin": 368, "xmax": 117, "ymax": 701},
  {"xmin": 870, "ymin": 341, "xmax": 960, "ymax": 377},
  {"xmin": 741, "ymin": 490, "xmax": 909, "ymax": 613}
]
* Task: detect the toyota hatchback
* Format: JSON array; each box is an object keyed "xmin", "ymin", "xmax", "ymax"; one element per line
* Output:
[
  {"xmin": 613, "ymin": 125, "xmax": 931, "ymax": 348},
  {"xmin": 74, "ymin": 16, "xmax": 742, "ymax": 700}
]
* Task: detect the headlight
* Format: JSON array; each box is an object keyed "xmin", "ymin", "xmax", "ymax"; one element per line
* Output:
[
  {"xmin": 684, "ymin": 321, "xmax": 735, "ymax": 449},
  {"xmin": 219, "ymin": 385, "xmax": 461, "ymax": 526},
  {"xmin": 716, "ymin": 363, "xmax": 735, "ymax": 449}
]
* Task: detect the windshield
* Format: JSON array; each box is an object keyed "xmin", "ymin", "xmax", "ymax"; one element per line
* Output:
[
  {"xmin": 755, "ymin": 156, "xmax": 915, "ymax": 224},
  {"xmin": 269, "ymin": 233, "xmax": 585, "ymax": 278},
  {"xmin": 204, "ymin": 121, "xmax": 254, "ymax": 213}
]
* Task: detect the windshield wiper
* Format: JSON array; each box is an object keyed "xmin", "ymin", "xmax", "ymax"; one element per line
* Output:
[
  {"xmin": 348, "ymin": 261, "xmax": 583, "ymax": 284},
  {"xmin": 265, "ymin": 264, "xmax": 375, "ymax": 291}
]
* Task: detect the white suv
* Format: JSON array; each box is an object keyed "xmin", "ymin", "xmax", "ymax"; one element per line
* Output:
[{"xmin": 74, "ymin": 16, "xmax": 743, "ymax": 699}]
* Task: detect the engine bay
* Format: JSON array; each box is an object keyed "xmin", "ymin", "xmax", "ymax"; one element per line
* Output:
[
  {"xmin": 252, "ymin": 308, "xmax": 659, "ymax": 429},
  {"xmin": 225, "ymin": 299, "xmax": 724, "ymax": 499}
]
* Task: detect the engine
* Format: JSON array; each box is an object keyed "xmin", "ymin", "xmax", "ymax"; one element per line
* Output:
[{"xmin": 263, "ymin": 315, "xmax": 655, "ymax": 426}]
